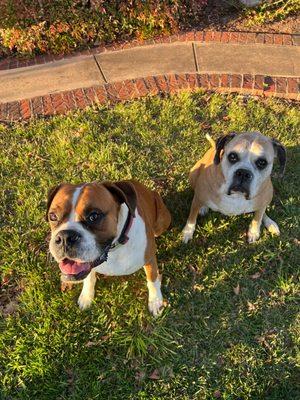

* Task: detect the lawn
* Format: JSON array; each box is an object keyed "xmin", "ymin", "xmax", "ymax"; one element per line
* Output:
[{"xmin": 0, "ymin": 92, "xmax": 299, "ymax": 399}]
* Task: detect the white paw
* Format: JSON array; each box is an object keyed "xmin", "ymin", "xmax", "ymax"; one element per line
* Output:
[
  {"xmin": 78, "ymin": 293, "xmax": 94, "ymax": 310},
  {"xmin": 148, "ymin": 297, "xmax": 164, "ymax": 317},
  {"xmin": 199, "ymin": 206, "xmax": 209, "ymax": 216},
  {"xmin": 247, "ymin": 228, "xmax": 260, "ymax": 243},
  {"xmin": 182, "ymin": 224, "xmax": 195, "ymax": 243},
  {"xmin": 266, "ymin": 221, "xmax": 280, "ymax": 236}
]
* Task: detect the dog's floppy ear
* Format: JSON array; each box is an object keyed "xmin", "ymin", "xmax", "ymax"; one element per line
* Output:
[
  {"xmin": 103, "ymin": 181, "xmax": 136, "ymax": 216},
  {"xmin": 272, "ymin": 139, "xmax": 287, "ymax": 177},
  {"xmin": 45, "ymin": 183, "xmax": 65, "ymax": 221},
  {"xmin": 214, "ymin": 132, "xmax": 237, "ymax": 164}
]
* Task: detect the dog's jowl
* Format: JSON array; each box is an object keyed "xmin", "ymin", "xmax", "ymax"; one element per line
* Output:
[
  {"xmin": 182, "ymin": 131, "xmax": 286, "ymax": 243},
  {"xmin": 46, "ymin": 180, "xmax": 171, "ymax": 316}
]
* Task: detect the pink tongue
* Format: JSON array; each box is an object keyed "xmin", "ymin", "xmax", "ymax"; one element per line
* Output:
[{"xmin": 59, "ymin": 259, "xmax": 90, "ymax": 275}]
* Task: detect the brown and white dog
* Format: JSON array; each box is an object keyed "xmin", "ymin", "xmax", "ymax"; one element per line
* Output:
[
  {"xmin": 46, "ymin": 180, "xmax": 171, "ymax": 316},
  {"xmin": 182, "ymin": 132, "xmax": 286, "ymax": 243}
]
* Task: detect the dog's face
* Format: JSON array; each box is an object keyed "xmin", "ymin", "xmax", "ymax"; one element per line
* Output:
[
  {"xmin": 46, "ymin": 181, "xmax": 136, "ymax": 281},
  {"xmin": 214, "ymin": 132, "xmax": 286, "ymax": 199}
]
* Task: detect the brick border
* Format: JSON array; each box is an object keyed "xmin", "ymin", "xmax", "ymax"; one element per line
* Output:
[
  {"xmin": 0, "ymin": 30, "xmax": 299, "ymax": 71},
  {"xmin": 1, "ymin": 73, "xmax": 299, "ymax": 121}
]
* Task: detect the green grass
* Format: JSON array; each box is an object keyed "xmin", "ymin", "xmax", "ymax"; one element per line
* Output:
[{"xmin": 0, "ymin": 92, "xmax": 299, "ymax": 399}]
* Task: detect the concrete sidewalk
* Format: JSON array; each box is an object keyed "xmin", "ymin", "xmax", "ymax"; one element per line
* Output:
[{"xmin": 0, "ymin": 30, "xmax": 299, "ymax": 120}]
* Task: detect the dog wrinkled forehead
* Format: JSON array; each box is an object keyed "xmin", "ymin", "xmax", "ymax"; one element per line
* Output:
[{"xmin": 225, "ymin": 132, "xmax": 275, "ymax": 158}]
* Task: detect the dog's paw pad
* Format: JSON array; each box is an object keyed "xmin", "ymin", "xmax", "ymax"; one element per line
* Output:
[
  {"xmin": 148, "ymin": 298, "xmax": 164, "ymax": 317},
  {"xmin": 247, "ymin": 229, "xmax": 260, "ymax": 243},
  {"xmin": 78, "ymin": 294, "xmax": 94, "ymax": 310}
]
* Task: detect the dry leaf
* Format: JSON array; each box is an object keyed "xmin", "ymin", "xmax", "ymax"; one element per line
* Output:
[
  {"xmin": 149, "ymin": 369, "xmax": 160, "ymax": 380},
  {"xmin": 250, "ymin": 272, "xmax": 261, "ymax": 279},
  {"xmin": 233, "ymin": 284, "xmax": 240, "ymax": 295},
  {"xmin": 135, "ymin": 370, "xmax": 146, "ymax": 381},
  {"xmin": 247, "ymin": 301, "xmax": 256, "ymax": 311}
]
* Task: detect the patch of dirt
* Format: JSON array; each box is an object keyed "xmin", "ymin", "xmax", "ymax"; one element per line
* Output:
[
  {"xmin": 192, "ymin": 0, "xmax": 300, "ymax": 34},
  {"xmin": 0, "ymin": 272, "xmax": 24, "ymax": 317}
]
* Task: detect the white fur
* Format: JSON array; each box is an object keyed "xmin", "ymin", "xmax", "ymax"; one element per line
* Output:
[
  {"xmin": 94, "ymin": 204, "xmax": 147, "ymax": 276},
  {"xmin": 146, "ymin": 276, "xmax": 163, "ymax": 317},
  {"xmin": 182, "ymin": 222, "xmax": 196, "ymax": 243},
  {"xmin": 263, "ymin": 214, "xmax": 280, "ymax": 235},
  {"xmin": 207, "ymin": 189, "xmax": 255, "ymax": 216}
]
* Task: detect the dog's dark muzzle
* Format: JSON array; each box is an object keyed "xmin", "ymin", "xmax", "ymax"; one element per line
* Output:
[{"xmin": 228, "ymin": 168, "xmax": 253, "ymax": 199}]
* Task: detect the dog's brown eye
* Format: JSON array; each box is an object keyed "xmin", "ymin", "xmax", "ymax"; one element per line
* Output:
[
  {"xmin": 87, "ymin": 211, "xmax": 103, "ymax": 223},
  {"xmin": 256, "ymin": 158, "xmax": 268, "ymax": 170},
  {"xmin": 228, "ymin": 152, "xmax": 239, "ymax": 164},
  {"xmin": 49, "ymin": 212, "xmax": 58, "ymax": 221}
]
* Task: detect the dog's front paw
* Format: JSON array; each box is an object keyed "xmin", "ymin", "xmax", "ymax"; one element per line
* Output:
[
  {"xmin": 148, "ymin": 297, "xmax": 164, "ymax": 317},
  {"xmin": 247, "ymin": 228, "xmax": 260, "ymax": 243},
  {"xmin": 78, "ymin": 293, "xmax": 94, "ymax": 310},
  {"xmin": 182, "ymin": 223, "xmax": 195, "ymax": 243},
  {"xmin": 267, "ymin": 222, "xmax": 280, "ymax": 236}
]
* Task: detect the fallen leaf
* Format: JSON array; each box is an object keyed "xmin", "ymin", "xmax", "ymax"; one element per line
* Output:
[
  {"xmin": 247, "ymin": 301, "xmax": 256, "ymax": 311},
  {"xmin": 250, "ymin": 272, "xmax": 261, "ymax": 279},
  {"xmin": 149, "ymin": 369, "xmax": 160, "ymax": 380},
  {"xmin": 135, "ymin": 370, "xmax": 146, "ymax": 381},
  {"xmin": 233, "ymin": 284, "xmax": 240, "ymax": 295},
  {"xmin": 293, "ymin": 238, "xmax": 300, "ymax": 246},
  {"xmin": 213, "ymin": 390, "xmax": 221, "ymax": 398}
]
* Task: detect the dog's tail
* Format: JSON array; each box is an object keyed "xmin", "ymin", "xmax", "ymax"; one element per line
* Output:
[
  {"xmin": 205, "ymin": 134, "xmax": 215, "ymax": 148},
  {"xmin": 153, "ymin": 191, "xmax": 171, "ymax": 237}
]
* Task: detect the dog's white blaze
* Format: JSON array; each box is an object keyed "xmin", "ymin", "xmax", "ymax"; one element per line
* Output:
[
  {"xmin": 94, "ymin": 203, "xmax": 147, "ymax": 276},
  {"xmin": 70, "ymin": 186, "xmax": 83, "ymax": 222}
]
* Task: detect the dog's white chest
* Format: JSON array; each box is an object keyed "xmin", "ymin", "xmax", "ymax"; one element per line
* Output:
[
  {"xmin": 94, "ymin": 209, "xmax": 147, "ymax": 276},
  {"xmin": 207, "ymin": 193, "xmax": 255, "ymax": 216}
]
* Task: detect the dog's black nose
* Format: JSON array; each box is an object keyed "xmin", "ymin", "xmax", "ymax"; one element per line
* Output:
[
  {"xmin": 55, "ymin": 230, "xmax": 81, "ymax": 248},
  {"xmin": 235, "ymin": 169, "xmax": 253, "ymax": 182}
]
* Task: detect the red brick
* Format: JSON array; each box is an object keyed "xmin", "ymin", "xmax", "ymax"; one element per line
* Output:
[
  {"xmin": 220, "ymin": 74, "xmax": 230, "ymax": 88},
  {"xmin": 169, "ymin": 34, "xmax": 179, "ymax": 43},
  {"xmin": 292, "ymin": 35, "xmax": 300, "ymax": 46},
  {"xmin": 264, "ymin": 34, "xmax": 274, "ymax": 45},
  {"xmin": 282, "ymin": 35, "xmax": 292, "ymax": 45},
  {"xmin": 263, "ymin": 76, "xmax": 275, "ymax": 92},
  {"xmin": 166, "ymin": 74, "xmax": 179, "ymax": 94},
  {"xmin": 62, "ymin": 91, "xmax": 77, "ymax": 111},
  {"xmin": 254, "ymin": 75, "xmax": 264, "ymax": 92},
  {"xmin": 144, "ymin": 76, "xmax": 159, "ymax": 95},
  {"xmin": 287, "ymin": 78, "xmax": 299, "ymax": 93},
  {"xmin": 42, "ymin": 95, "xmax": 54, "ymax": 116},
  {"xmin": 185, "ymin": 73, "xmax": 198, "ymax": 90},
  {"xmin": 72, "ymin": 88, "xmax": 87, "ymax": 108},
  {"xmin": 123, "ymin": 79, "xmax": 140, "ymax": 99},
  {"xmin": 238, "ymin": 32, "xmax": 248, "ymax": 44},
  {"xmin": 50, "ymin": 93, "xmax": 68, "ymax": 114},
  {"xmin": 35, "ymin": 56, "xmax": 46, "ymax": 65},
  {"xmin": 185, "ymin": 31, "xmax": 195, "ymax": 41},
  {"xmin": 275, "ymin": 77, "xmax": 287, "ymax": 94},
  {"xmin": 221, "ymin": 31, "xmax": 230, "ymax": 43},
  {"xmin": 229, "ymin": 32, "xmax": 239, "ymax": 43},
  {"xmin": 246, "ymin": 33, "xmax": 256, "ymax": 44},
  {"xmin": 209, "ymin": 74, "xmax": 220, "ymax": 88},
  {"xmin": 94, "ymin": 85, "xmax": 107, "ymax": 103},
  {"xmin": 7, "ymin": 101, "xmax": 21, "ymax": 120},
  {"xmin": 134, "ymin": 78, "xmax": 149, "ymax": 97},
  {"xmin": 243, "ymin": 74, "xmax": 254, "ymax": 90},
  {"xmin": 198, "ymin": 73, "xmax": 209, "ymax": 88},
  {"xmin": 178, "ymin": 32, "xmax": 187, "ymax": 42},
  {"xmin": 31, "ymin": 96, "xmax": 44, "ymax": 116},
  {"xmin": 154, "ymin": 75, "xmax": 169, "ymax": 93},
  {"xmin": 195, "ymin": 31, "xmax": 204, "ymax": 42},
  {"xmin": 104, "ymin": 83, "xmax": 119, "ymax": 103},
  {"xmin": 204, "ymin": 31, "xmax": 214, "ymax": 42},
  {"xmin": 231, "ymin": 74, "xmax": 242, "ymax": 88},
  {"xmin": 176, "ymin": 74, "xmax": 189, "ymax": 89},
  {"xmin": 9, "ymin": 60, "xmax": 19, "ymax": 69},
  {"xmin": 255, "ymin": 33, "xmax": 265, "ymax": 44},
  {"xmin": 113, "ymin": 81, "xmax": 129, "ymax": 101},
  {"xmin": 213, "ymin": 31, "xmax": 222, "ymax": 42},
  {"xmin": 20, "ymin": 99, "xmax": 32, "ymax": 119},
  {"xmin": 273, "ymin": 34, "xmax": 283, "ymax": 45},
  {"xmin": 84, "ymin": 87, "xmax": 97, "ymax": 105},
  {"xmin": 160, "ymin": 36, "xmax": 171, "ymax": 44}
]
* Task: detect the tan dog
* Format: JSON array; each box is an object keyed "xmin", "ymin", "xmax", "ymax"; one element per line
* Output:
[
  {"xmin": 182, "ymin": 132, "xmax": 286, "ymax": 243},
  {"xmin": 46, "ymin": 180, "xmax": 171, "ymax": 316}
]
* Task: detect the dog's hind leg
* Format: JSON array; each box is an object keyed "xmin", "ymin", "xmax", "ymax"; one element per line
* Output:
[
  {"xmin": 263, "ymin": 213, "xmax": 280, "ymax": 236},
  {"xmin": 182, "ymin": 194, "xmax": 203, "ymax": 243}
]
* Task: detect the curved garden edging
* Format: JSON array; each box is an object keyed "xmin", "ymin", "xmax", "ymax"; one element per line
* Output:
[{"xmin": 0, "ymin": 30, "xmax": 299, "ymax": 121}]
